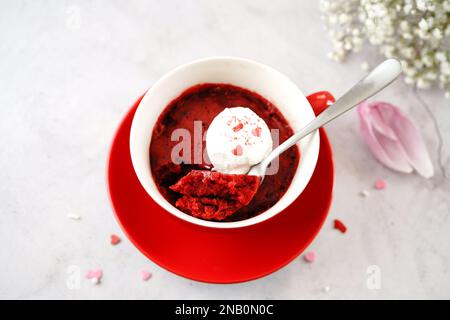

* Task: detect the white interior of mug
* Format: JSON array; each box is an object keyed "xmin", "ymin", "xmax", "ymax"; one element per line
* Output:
[{"xmin": 129, "ymin": 57, "xmax": 320, "ymax": 229}]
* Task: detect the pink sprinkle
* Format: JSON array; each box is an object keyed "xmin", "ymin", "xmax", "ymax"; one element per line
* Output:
[
  {"xmin": 374, "ymin": 179, "xmax": 387, "ymax": 190},
  {"xmin": 232, "ymin": 145, "xmax": 243, "ymax": 156},
  {"xmin": 85, "ymin": 269, "xmax": 103, "ymax": 280},
  {"xmin": 252, "ymin": 127, "xmax": 262, "ymax": 137},
  {"xmin": 304, "ymin": 251, "xmax": 316, "ymax": 263},
  {"xmin": 141, "ymin": 270, "xmax": 152, "ymax": 281}
]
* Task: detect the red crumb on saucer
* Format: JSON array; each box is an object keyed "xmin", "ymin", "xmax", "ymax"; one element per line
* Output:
[
  {"xmin": 333, "ymin": 219, "xmax": 347, "ymax": 233},
  {"xmin": 304, "ymin": 251, "xmax": 316, "ymax": 263},
  {"xmin": 110, "ymin": 234, "xmax": 121, "ymax": 245},
  {"xmin": 170, "ymin": 170, "xmax": 260, "ymax": 221},
  {"xmin": 374, "ymin": 179, "xmax": 387, "ymax": 190}
]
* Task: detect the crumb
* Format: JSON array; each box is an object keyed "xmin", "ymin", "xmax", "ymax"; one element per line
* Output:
[{"xmin": 67, "ymin": 214, "xmax": 81, "ymax": 220}]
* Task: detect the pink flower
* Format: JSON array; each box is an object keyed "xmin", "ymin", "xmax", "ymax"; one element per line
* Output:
[{"xmin": 357, "ymin": 101, "xmax": 434, "ymax": 178}]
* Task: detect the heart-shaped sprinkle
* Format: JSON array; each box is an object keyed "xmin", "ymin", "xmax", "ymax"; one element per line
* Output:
[
  {"xmin": 110, "ymin": 234, "xmax": 121, "ymax": 245},
  {"xmin": 374, "ymin": 179, "xmax": 387, "ymax": 190},
  {"xmin": 86, "ymin": 269, "xmax": 103, "ymax": 280},
  {"xmin": 141, "ymin": 270, "xmax": 152, "ymax": 281},
  {"xmin": 304, "ymin": 251, "xmax": 316, "ymax": 263},
  {"xmin": 251, "ymin": 127, "xmax": 262, "ymax": 137},
  {"xmin": 232, "ymin": 145, "xmax": 243, "ymax": 156}
]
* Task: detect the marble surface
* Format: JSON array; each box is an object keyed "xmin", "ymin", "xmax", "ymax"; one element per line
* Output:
[{"xmin": 0, "ymin": 0, "xmax": 449, "ymax": 300}]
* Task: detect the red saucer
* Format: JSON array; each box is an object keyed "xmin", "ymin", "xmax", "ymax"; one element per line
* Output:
[{"xmin": 107, "ymin": 92, "xmax": 335, "ymax": 284}]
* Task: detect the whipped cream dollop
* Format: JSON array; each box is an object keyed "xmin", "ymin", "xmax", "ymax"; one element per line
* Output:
[{"xmin": 206, "ymin": 107, "xmax": 273, "ymax": 174}]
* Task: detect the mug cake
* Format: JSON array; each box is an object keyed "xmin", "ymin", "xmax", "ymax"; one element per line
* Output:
[{"xmin": 129, "ymin": 57, "xmax": 319, "ymax": 229}]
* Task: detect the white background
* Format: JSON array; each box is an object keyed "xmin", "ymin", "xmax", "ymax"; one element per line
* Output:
[{"xmin": 0, "ymin": 0, "xmax": 449, "ymax": 299}]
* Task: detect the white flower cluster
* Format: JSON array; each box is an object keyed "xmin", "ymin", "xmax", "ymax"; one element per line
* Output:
[{"xmin": 320, "ymin": 0, "xmax": 450, "ymax": 98}]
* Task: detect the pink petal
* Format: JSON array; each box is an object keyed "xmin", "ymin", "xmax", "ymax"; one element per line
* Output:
[
  {"xmin": 372, "ymin": 128, "xmax": 412, "ymax": 171},
  {"xmin": 357, "ymin": 101, "xmax": 433, "ymax": 177},
  {"xmin": 376, "ymin": 103, "xmax": 434, "ymax": 178},
  {"xmin": 357, "ymin": 103, "xmax": 413, "ymax": 173},
  {"xmin": 370, "ymin": 106, "xmax": 397, "ymax": 140}
]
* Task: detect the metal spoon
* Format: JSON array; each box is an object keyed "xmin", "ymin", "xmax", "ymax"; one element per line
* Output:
[{"xmin": 247, "ymin": 58, "xmax": 403, "ymax": 180}]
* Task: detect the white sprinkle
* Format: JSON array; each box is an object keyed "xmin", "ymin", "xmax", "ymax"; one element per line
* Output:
[
  {"xmin": 323, "ymin": 286, "xmax": 331, "ymax": 292},
  {"xmin": 359, "ymin": 190, "xmax": 370, "ymax": 197},
  {"xmin": 67, "ymin": 214, "xmax": 81, "ymax": 220},
  {"xmin": 91, "ymin": 277, "xmax": 100, "ymax": 285}
]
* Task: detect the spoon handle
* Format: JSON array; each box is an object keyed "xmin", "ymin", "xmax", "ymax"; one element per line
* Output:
[{"xmin": 262, "ymin": 58, "xmax": 402, "ymax": 166}]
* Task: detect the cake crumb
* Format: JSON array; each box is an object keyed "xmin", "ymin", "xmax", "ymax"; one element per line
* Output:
[{"xmin": 67, "ymin": 213, "xmax": 81, "ymax": 220}]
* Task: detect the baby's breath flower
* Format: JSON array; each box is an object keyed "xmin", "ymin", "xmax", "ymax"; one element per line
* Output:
[
  {"xmin": 432, "ymin": 28, "xmax": 443, "ymax": 39},
  {"xmin": 444, "ymin": 1, "xmax": 450, "ymax": 12},
  {"xmin": 319, "ymin": 0, "xmax": 450, "ymax": 97},
  {"xmin": 417, "ymin": 78, "xmax": 432, "ymax": 89},
  {"xmin": 361, "ymin": 61, "xmax": 370, "ymax": 71},
  {"xmin": 418, "ymin": 18, "xmax": 429, "ymax": 31},
  {"xmin": 445, "ymin": 91, "xmax": 450, "ymax": 99}
]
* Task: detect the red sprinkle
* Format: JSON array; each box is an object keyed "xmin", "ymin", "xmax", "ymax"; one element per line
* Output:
[
  {"xmin": 374, "ymin": 179, "xmax": 387, "ymax": 190},
  {"xmin": 110, "ymin": 234, "xmax": 121, "ymax": 245},
  {"xmin": 333, "ymin": 219, "xmax": 347, "ymax": 233},
  {"xmin": 232, "ymin": 145, "xmax": 243, "ymax": 156},
  {"xmin": 252, "ymin": 127, "xmax": 262, "ymax": 137},
  {"xmin": 232, "ymin": 123, "xmax": 244, "ymax": 132}
]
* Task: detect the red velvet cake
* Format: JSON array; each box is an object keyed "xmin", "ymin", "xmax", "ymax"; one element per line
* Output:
[{"xmin": 150, "ymin": 83, "xmax": 300, "ymax": 221}]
